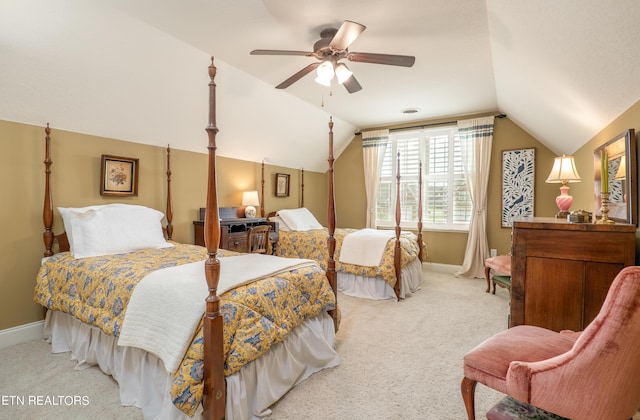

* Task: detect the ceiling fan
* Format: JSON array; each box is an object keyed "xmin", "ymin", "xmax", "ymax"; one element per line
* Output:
[{"xmin": 250, "ymin": 20, "xmax": 415, "ymax": 93}]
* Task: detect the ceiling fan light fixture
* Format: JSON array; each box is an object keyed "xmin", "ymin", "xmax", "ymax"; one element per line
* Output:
[
  {"xmin": 335, "ymin": 63, "xmax": 353, "ymax": 84},
  {"xmin": 315, "ymin": 60, "xmax": 335, "ymax": 85},
  {"xmin": 314, "ymin": 75, "xmax": 332, "ymax": 87}
]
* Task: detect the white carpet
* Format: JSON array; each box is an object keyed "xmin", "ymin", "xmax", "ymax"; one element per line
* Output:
[{"xmin": 0, "ymin": 266, "xmax": 514, "ymax": 419}]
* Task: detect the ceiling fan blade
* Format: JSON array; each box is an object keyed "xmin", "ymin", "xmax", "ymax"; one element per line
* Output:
[
  {"xmin": 250, "ymin": 49, "xmax": 314, "ymax": 57},
  {"xmin": 330, "ymin": 20, "xmax": 366, "ymax": 51},
  {"xmin": 347, "ymin": 52, "xmax": 415, "ymax": 67},
  {"xmin": 342, "ymin": 74, "xmax": 362, "ymax": 94},
  {"xmin": 275, "ymin": 62, "xmax": 320, "ymax": 89}
]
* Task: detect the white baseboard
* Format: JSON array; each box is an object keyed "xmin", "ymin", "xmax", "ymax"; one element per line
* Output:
[
  {"xmin": 423, "ymin": 262, "xmax": 462, "ymax": 274},
  {"xmin": 0, "ymin": 320, "xmax": 44, "ymax": 350}
]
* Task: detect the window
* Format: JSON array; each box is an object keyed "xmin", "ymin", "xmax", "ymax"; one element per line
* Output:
[{"xmin": 376, "ymin": 126, "xmax": 472, "ymax": 231}]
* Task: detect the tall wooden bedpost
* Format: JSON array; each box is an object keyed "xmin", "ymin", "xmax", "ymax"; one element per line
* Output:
[
  {"xmin": 300, "ymin": 168, "xmax": 305, "ymax": 208},
  {"xmin": 43, "ymin": 123, "xmax": 54, "ymax": 257},
  {"xmin": 260, "ymin": 160, "xmax": 265, "ymax": 218},
  {"xmin": 326, "ymin": 117, "xmax": 338, "ymax": 331},
  {"xmin": 165, "ymin": 144, "xmax": 174, "ymax": 240},
  {"xmin": 393, "ymin": 152, "xmax": 402, "ymax": 298},
  {"xmin": 202, "ymin": 57, "xmax": 225, "ymax": 420},
  {"xmin": 417, "ymin": 160, "xmax": 424, "ymax": 262}
]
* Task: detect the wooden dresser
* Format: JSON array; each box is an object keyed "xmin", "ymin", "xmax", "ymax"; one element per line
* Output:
[
  {"xmin": 193, "ymin": 207, "xmax": 278, "ymax": 253},
  {"xmin": 510, "ymin": 217, "xmax": 636, "ymax": 332}
]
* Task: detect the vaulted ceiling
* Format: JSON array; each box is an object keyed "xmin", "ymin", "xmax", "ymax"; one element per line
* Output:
[{"xmin": 2, "ymin": 1, "xmax": 640, "ymax": 172}]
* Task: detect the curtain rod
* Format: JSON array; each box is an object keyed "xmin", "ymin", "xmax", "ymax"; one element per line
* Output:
[{"xmin": 355, "ymin": 113, "xmax": 506, "ymax": 136}]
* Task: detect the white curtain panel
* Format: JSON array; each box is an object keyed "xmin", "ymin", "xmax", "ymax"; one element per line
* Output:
[
  {"xmin": 455, "ymin": 116, "xmax": 494, "ymax": 278},
  {"xmin": 362, "ymin": 129, "xmax": 389, "ymax": 228}
]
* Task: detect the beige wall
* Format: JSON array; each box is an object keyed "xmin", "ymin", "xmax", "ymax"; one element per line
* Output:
[
  {"xmin": 259, "ymin": 165, "xmax": 328, "ymax": 225},
  {"xmin": 0, "ymin": 120, "xmax": 325, "ymax": 330},
  {"xmin": 571, "ymin": 99, "xmax": 640, "ymax": 262},
  {"xmin": 335, "ymin": 101, "xmax": 640, "ymax": 265},
  {"xmin": 4, "ymin": 100, "xmax": 640, "ymax": 330},
  {"xmin": 334, "ymin": 113, "xmax": 561, "ymax": 265}
]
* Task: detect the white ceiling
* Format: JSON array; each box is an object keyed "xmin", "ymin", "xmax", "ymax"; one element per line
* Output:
[{"xmin": 2, "ymin": 1, "xmax": 640, "ymax": 172}]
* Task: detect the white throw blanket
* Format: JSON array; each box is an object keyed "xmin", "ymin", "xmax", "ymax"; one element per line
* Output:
[
  {"xmin": 338, "ymin": 228, "xmax": 397, "ymax": 267},
  {"xmin": 118, "ymin": 254, "xmax": 317, "ymax": 373}
]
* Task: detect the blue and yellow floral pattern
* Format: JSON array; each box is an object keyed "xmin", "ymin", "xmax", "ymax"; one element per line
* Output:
[
  {"xmin": 34, "ymin": 243, "xmax": 336, "ymax": 416},
  {"xmin": 275, "ymin": 228, "xmax": 421, "ymax": 287}
]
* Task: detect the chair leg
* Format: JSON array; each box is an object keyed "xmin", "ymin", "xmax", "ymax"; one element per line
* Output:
[
  {"xmin": 461, "ymin": 376, "xmax": 477, "ymax": 420},
  {"xmin": 485, "ymin": 266, "xmax": 491, "ymax": 293}
]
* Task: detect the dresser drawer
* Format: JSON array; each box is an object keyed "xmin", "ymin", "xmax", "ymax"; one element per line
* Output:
[{"xmin": 226, "ymin": 234, "xmax": 247, "ymax": 252}]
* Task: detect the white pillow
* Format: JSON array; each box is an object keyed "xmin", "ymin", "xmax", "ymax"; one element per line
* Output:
[
  {"xmin": 268, "ymin": 215, "xmax": 290, "ymax": 232},
  {"xmin": 58, "ymin": 205, "xmax": 111, "ymax": 251},
  {"xmin": 60, "ymin": 204, "xmax": 173, "ymax": 258},
  {"xmin": 276, "ymin": 208, "xmax": 323, "ymax": 232}
]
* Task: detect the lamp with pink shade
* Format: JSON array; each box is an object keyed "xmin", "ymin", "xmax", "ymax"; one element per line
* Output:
[{"xmin": 545, "ymin": 154, "xmax": 582, "ymax": 218}]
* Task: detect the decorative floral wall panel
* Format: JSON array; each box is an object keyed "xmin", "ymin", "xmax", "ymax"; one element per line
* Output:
[{"xmin": 501, "ymin": 148, "xmax": 535, "ymax": 227}]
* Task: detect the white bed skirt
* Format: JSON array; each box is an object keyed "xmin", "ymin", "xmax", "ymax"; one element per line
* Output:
[
  {"xmin": 44, "ymin": 310, "xmax": 339, "ymax": 419},
  {"xmin": 337, "ymin": 258, "xmax": 423, "ymax": 301}
]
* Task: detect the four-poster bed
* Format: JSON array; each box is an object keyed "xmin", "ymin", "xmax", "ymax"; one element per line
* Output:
[
  {"xmin": 35, "ymin": 58, "xmax": 339, "ymax": 419},
  {"xmin": 268, "ymin": 122, "xmax": 426, "ymax": 301}
]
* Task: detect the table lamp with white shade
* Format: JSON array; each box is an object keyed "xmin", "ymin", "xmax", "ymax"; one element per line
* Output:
[
  {"xmin": 545, "ymin": 154, "xmax": 582, "ymax": 218},
  {"xmin": 242, "ymin": 190, "xmax": 260, "ymax": 218}
]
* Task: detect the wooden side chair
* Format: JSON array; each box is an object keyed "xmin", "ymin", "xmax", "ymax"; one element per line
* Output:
[
  {"xmin": 246, "ymin": 225, "xmax": 271, "ymax": 254},
  {"xmin": 484, "ymin": 254, "xmax": 512, "ymax": 294}
]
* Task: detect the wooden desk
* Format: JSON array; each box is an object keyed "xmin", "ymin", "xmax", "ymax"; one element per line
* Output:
[
  {"xmin": 193, "ymin": 218, "xmax": 278, "ymax": 253},
  {"xmin": 510, "ymin": 217, "xmax": 636, "ymax": 332}
]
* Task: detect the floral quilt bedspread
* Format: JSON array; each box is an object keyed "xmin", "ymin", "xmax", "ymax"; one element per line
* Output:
[
  {"xmin": 275, "ymin": 228, "xmax": 421, "ymax": 287},
  {"xmin": 34, "ymin": 243, "xmax": 336, "ymax": 416}
]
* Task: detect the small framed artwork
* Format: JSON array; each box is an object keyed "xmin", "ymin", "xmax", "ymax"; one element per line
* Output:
[
  {"xmin": 501, "ymin": 148, "xmax": 535, "ymax": 227},
  {"xmin": 275, "ymin": 173, "xmax": 290, "ymax": 197},
  {"xmin": 100, "ymin": 154, "xmax": 139, "ymax": 196}
]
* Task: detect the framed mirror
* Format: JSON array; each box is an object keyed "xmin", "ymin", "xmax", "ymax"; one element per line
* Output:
[{"xmin": 594, "ymin": 129, "xmax": 637, "ymax": 225}]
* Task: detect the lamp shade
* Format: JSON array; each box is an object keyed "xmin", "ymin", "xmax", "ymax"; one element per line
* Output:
[
  {"xmin": 242, "ymin": 190, "xmax": 260, "ymax": 206},
  {"xmin": 334, "ymin": 63, "xmax": 353, "ymax": 84},
  {"xmin": 314, "ymin": 75, "xmax": 332, "ymax": 87},
  {"xmin": 545, "ymin": 154, "xmax": 582, "ymax": 183},
  {"xmin": 315, "ymin": 60, "xmax": 334, "ymax": 86},
  {"xmin": 614, "ymin": 155, "xmax": 626, "ymax": 180},
  {"xmin": 242, "ymin": 190, "xmax": 259, "ymax": 218}
]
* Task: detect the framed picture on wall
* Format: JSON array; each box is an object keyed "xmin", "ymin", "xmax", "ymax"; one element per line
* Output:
[
  {"xmin": 275, "ymin": 172, "xmax": 290, "ymax": 197},
  {"xmin": 501, "ymin": 148, "xmax": 535, "ymax": 227},
  {"xmin": 100, "ymin": 154, "xmax": 139, "ymax": 196}
]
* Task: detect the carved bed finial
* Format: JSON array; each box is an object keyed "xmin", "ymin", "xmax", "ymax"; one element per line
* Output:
[
  {"xmin": 43, "ymin": 123, "xmax": 54, "ymax": 257},
  {"xmin": 326, "ymin": 116, "xmax": 338, "ymax": 330},
  {"xmin": 165, "ymin": 144, "xmax": 173, "ymax": 240},
  {"xmin": 261, "ymin": 160, "xmax": 265, "ymax": 218},
  {"xmin": 300, "ymin": 168, "xmax": 305, "ymax": 208},
  {"xmin": 394, "ymin": 152, "xmax": 402, "ymax": 298},
  {"xmin": 418, "ymin": 160, "xmax": 424, "ymax": 262},
  {"xmin": 202, "ymin": 57, "xmax": 225, "ymax": 420}
]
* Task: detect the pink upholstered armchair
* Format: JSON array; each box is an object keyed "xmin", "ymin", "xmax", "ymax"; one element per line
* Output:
[{"xmin": 462, "ymin": 265, "xmax": 640, "ymax": 420}]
